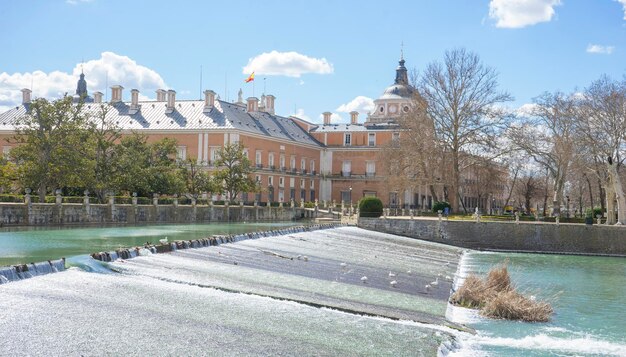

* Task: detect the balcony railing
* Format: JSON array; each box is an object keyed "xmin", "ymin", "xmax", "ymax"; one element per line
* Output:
[{"xmin": 341, "ymin": 171, "xmax": 351, "ymax": 177}]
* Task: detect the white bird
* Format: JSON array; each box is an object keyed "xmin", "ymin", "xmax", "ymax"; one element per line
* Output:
[
  {"xmin": 340, "ymin": 263, "xmax": 347, "ymax": 268},
  {"xmin": 390, "ymin": 280, "xmax": 397, "ymax": 287},
  {"xmin": 406, "ymin": 270, "xmax": 412, "ymax": 274},
  {"xmin": 425, "ymin": 284, "xmax": 431, "ymax": 290},
  {"xmin": 303, "ymin": 256, "xmax": 309, "ymax": 261},
  {"xmin": 431, "ymin": 277, "xmax": 439, "ymax": 287},
  {"xmin": 297, "ymin": 255, "xmax": 302, "ymax": 260},
  {"xmin": 159, "ymin": 237, "xmax": 168, "ymax": 245},
  {"xmin": 361, "ymin": 276, "xmax": 368, "ymax": 283},
  {"xmin": 445, "ymin": 275, "xmax": 452, "ymax": 281},
  {"xmin": 389, "ymin": 272, "xmax": 396, "ymax": 278}
]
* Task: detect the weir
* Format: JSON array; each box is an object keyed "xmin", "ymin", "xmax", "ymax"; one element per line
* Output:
[
  {"xmin": 90, "ymin": 223, "xmax": 341, "ymax": 263},
  {"xmin": 0, "ymin": 258, "xmax": 66, "ymax": 284}
]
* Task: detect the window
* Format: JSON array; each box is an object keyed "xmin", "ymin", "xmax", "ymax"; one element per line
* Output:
[
  {"xmin": 210, "ymin": 147, "xmax": 219, "ymax": 164},
  {"xmin": 344, "ymin": 133, "xmax": 352, "ymax": 146},
  {"xmin": 230, "ymin": 133, "xmax": 240, "ymax": 144},
  {"xmin": 342, "ymin": 161, "xmax": 351, "ymax": 177},
  {"xmin": 310, "ymin": 160, "xmax": 315, "ymax": 174},
  {"xmin": 379, "ymin": 106, "xmax": 384, "ymax": 113},
  {"xmin": 403, "ymin": 105, "xmax": 410, "ymax": 113},
  {"xmin": 279, "ymin": 177, "xmax": 284, "ymax": 187},
  {"xmin": 177, "ymin": 146, "xmax": 187, "ymax": 161},
  {"xmin": 255, "ymin": 175, "xmax": 261, "ymax": 183},
  {"xmin": 366, "ymin": 161, "xmax": 375, "ymax": 177},
  {"xmin": 368, "ymin": 133, "xmax": 376, "ymax": 147},
  {"xmin": 301, "ymin": 158, "xmax": 306, "ymax": 171},
  {"xmin": 256, "ymin": 151, "xmax": 262, "ymax": 166},
  {"xmin": 278, "ymin": 189, "xmax": 284, "ymax": 202},
  {"xmin": 242, "ymin": 148, "xmax": 248, "ymax": 159},
  {"xmin": 268, "ymin": 176, "xmax": 274, "ymax": 186},
  {"xmin": 310, "ymin": 180, "xmax": 314, "ymax": 189},
  {"xmin": 269, "ymin": 153, "xmax": 275, "ymax": 168},
  {"xmin": 364, "ymin": 191, "xmax": 377, "ymax": 197},
  {"xmin": 300, "ymin": 179, "xmax": 305, "ymax": 189},
  {"xmin": 392, "ymin": 132, "xmax": 400, "ymax": 141},
  {"xmin": 280, "ymin": 154, "xmax": 286, "ymax": 170},
  {"xmin": 290, "ymin": 155, "xmax": 296, "ymax": 170}
]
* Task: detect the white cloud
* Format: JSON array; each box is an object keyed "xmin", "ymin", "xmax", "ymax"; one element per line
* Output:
[
  {"xmin": 317, "ymin": 112, "xmax": 343, "ymax": 123},
  {"xmin": 66, "ymin": 0, "xmax": 94, "ymax": 5},
  {"xmin": 294, "ymin": 108, "xmax": 311, "ymax": 122},
  {"xmin": 617, "ymin": 0, "xmax": 626, "ymax": 20},
  {"xmin": 515, "ymin": 103, "xmax": 538, "ymax": 116},
  {"xmin": 336, "ymin": 96, "xmax": 375, "ymax": 114},
  {"xmin": 586, "ymin": 44, "xmax": 615, "ymax": 54},
  {"xmin": 489, "ymin": 0, "xmax": 561, "ymax": 28},
  {"xmin": 0, "ymin": 51, "xmax": 166, "ymax": 109},
  {"xmin": 242, "ymin": 51, "xmax": 333, "ymax": 78}
]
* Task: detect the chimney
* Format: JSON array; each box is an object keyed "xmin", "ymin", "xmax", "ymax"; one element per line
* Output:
[
  {"xmin": 129, "ymin": 89, "xmax": 140, "ymax": 114},
  {"xmin": 93, "ymin": 91, "xmax": 103, "ymax": 103},
  {"xmin": 166, "ymin": 90, "xmax": 176, "ymax": 113},
  {"xmin": 156, "ymin": 89, "xmax": 167, "ymax": 102},
  {"xmin": 110, "ymin": 85, "xmax": 124, "ymax": 103},
  {"xmin": 203, "ymin": 90, "xmax": 216, "ymax": 112},
  {"xmin": 21, "ymin": 88, "xmax": 32, "ymax": 104},
  {"xmin": 350, "ymin": 111, "xmax": 358, "ymax": 125},
  {"xmin": 247, "ymin": 97, "xmax": 259, "ymax": 113},
  {"xmin": 323, "ymin": 111, "xmax": 332, "ymax": 125},
  {"xmin": 265, "ymin": 95, "xmax": 275, "ymax": 115}
]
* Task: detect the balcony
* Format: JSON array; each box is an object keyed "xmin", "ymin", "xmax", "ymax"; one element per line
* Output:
[
  {"xmin": 341, "ymin": 170, "xmax": 351, "ymax": 177},
  {"xmin": 302, "ymin": 169, "xmax": 307, "ymax": 175},
  {"xmin": 311, "ymin": 170, "xmax": 316, "ymax": 176},
  {"xmin": 280, "ymin": 166, "xmax": 286, "ymax": 172},
  {"xmin": 270, "ymin": 165, "xmax": 276, "ymax": 171},
  {"xmin": 365, "ymin": 172, "xmax": 375, "ymax": 178},
  {"xmin": 256, "ymin": 164, "xmax": 263, "ymax": 169}
]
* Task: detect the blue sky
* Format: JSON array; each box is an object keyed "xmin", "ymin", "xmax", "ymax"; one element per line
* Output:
[{"xmin": 1, "ymin": 0, "xmax": 625, "ymax": 123}]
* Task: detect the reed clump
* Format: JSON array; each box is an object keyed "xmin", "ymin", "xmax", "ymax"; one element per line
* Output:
[{"xmin": 450, "ymin": 262, "xmax": 553, "ymax": 322}]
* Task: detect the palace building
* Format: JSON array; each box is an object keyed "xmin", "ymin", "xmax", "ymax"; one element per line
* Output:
[{"xmin": 0, "ymin": 57, "xmax": 505, "ymax": 210}]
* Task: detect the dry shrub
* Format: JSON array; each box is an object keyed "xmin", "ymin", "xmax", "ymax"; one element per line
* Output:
[
  {"xmin": 481, "ymin": 290, "xmax": 553, "ymax": 322},
  {"xmin": 450, "ymin": 261, "xmax": 553, "ymax": 322},
  {"xmin": 484, "ymin": 263, "xmax": 512, "ymax": 293},
  {"xmin": 450, "ymin": 274, "xmax": 486, "ymax": 308}
]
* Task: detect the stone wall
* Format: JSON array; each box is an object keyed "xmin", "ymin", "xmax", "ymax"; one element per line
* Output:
[
  {"xmin": 358, "ymin": 218, "xmax": 626, "ymax": 256},
  {"xmin": 0, "ymin": 202, "xmax": 305, "ymax": 227}
]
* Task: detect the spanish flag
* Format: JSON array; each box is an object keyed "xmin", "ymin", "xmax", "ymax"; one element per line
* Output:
[{"xmin": 244, "ymin": 72, "xmax": 255, "ymax": 83}]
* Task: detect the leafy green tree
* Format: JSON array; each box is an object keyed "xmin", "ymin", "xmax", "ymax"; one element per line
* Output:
[
  {"xmin": 212, "ymin": 143, "xmax": 258, "ymax": 202},
  {"xmin": 9, "ymin": 96, "xmax": 93, "ymax": 202},
  {"xmin": 179, "ymin": 158, "xmax": 216, "ymax": 200},
  {"xmin": 114, "ymin": 133, "xmax": 183, "ymax": 196},
  {"xmin": 85, "ymin": 105, "xmax": 122, "ymax": 203},
  {"xmin": 0, "ymin": 157, "xmax": 17, "ymax": 193}
]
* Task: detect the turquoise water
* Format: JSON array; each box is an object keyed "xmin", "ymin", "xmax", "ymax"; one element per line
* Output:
[
  {"xmin": 449, "ymin": 252, "xmax": 626, "ymax": 356},
  {"xmin": 0, "ymin": 222, "xmax": 299, "ymax": 266}
]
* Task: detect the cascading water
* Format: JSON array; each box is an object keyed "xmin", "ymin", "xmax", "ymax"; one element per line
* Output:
[{"xmin": 0, "ymin": 258, "xmax": 66, "ymax": 284}]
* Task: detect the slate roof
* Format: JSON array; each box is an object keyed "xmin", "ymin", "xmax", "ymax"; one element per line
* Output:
[
  {"xmin": 311, "ymin": 123, "xmax": 400, "ymax": 133},
  {"xmin": 0, "ymin": 99, "xmax": 322, "ymax": 147}
]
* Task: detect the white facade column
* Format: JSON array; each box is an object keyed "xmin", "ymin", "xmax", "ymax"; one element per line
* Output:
[
  {"xmin": 203, "ymin": 133, "xmax": 209, "ymax": 163},
  {"xmin": 197, "ymin": 133, "xmax": 203, "ymax": 165}
]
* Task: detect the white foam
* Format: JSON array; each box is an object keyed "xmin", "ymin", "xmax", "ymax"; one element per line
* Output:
[{"xmin": 454, "ymin": 333, "xmax": 626, "ymax": 357}]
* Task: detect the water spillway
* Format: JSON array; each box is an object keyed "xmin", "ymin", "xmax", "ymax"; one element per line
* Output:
[
  {"xmin": 0, "ymin": 226, "xmax": 464, "ymax": 356},
  {"xmin": 0, "ymin": 258, "xmax": 65, "ymax": 284}
]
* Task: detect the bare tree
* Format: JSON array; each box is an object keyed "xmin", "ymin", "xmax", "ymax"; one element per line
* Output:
[
  {"xmin": 381, "ymin": 94, "xmax": 451, "ymax": 204},
  {"xmin": 575, "ymin": 75, "xmax": 626, "ymax": 224},
  {"xmin": 509, "ymin": 92, "xmax": 577, "ymax": 216},
  {"xmin": 419, "ymin": 48, "xmax": 513, "ymax": 212},
  {"xmin": 515, "ymin": 173, "xmax": 542, "ymax": 215}
]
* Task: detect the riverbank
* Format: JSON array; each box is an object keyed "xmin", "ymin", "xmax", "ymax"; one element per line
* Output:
[{"xmin": 359, "ymin": 217, "xmax": 626, "ymax": 256}]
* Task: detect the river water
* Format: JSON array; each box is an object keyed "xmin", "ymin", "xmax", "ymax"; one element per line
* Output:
[
  {"xmin": 447, "ymin": 251, "xmax": 626, "ymax": 356},
  {"xmin": 0, "ymin": 222, "xmax": 298, "ymax": 266},
  {"xmin": 1, "ymin": 224, "xmax": 625, "ymax": 356}
]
